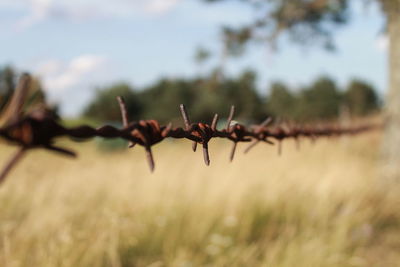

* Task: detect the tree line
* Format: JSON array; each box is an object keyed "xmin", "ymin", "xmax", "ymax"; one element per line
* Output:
[
  {"xmin": 83, "ymin": 69, "xmax": 380, "ymax": 124},
  {"xmin": 0, "ymin": 66, "xmax": 380, "ymax": 125}
]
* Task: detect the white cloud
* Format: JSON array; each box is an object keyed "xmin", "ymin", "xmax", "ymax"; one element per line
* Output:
[
  {"xmin": 15, "ymin": 0, "xmax": 53, "ymax": 30},
  {"xmin": 36, "ymin": 54, "xmax": 108, "ymax": 92},
  {"xmin": 36, "ymin": 59, "xmax": 62, "ymax": 76},
  {"xmin": 144, "ymin": 0, "xmax": 182, "ymax": 15},
  {"xmin": 7, "ymin": 0, "xmax": 183, "ymax": 29},
  {"xmin": 69, "ymin": 55, "xmax": 106, "ymax": 74},
  {"xmin": 24, "ymin": 54, "xmax": 116, "ymax": 116}
]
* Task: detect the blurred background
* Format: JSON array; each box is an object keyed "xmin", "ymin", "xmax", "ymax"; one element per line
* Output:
[
  {"xmin": 0, "ymin": 0, "xmax": 386, "ymax": 122},
  {"xmin": 1, "ymin": 1, "xmax": 399, "ymax": 266}
]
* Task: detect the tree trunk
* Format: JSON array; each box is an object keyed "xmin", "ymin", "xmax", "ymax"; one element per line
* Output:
[{"xmin": 381, "ymin": 1, "xmax": 400, "ymax": 182}]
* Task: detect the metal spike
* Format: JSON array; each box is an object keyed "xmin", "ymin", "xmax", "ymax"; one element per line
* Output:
[
  {"xmin": 45, "ymin": 145, "xmax": 76, "ymax": 157},
  {"xmin": 192, "ymin": 142, "xmax": 198, "ymax": 152},
  {"xmin": 180, "ymin": 104, "xmax": 197, "ymax": 152},
  {"xmin": 230, "ymin": 142, "xmax": 237, "ymax": 162},
  {"xmin": 145, "ymin": 146, "xmax": 155, "ymax": 172},
  {"xmin": 226, "ymin": 105, "xmax": 235, "ymax": 130},
  {"xmin": 1, "ymin": 73, "xmax": 31, "ymax": 125},
  {"xmin": 180, "ymin": 104, "xmax": 191, "ymax": 129},
  {"xmin": 0, "ymin": 148, "xmax": 26, "ymax": 185},
  {"xmin": 244, "ymin": 140, "xmax": 260, "ymax": 154},
  {"xmin": 162, "ymin": 123, "xmax": 172, "ymax": 137},
  {"xmin": 211, "ymin": 114, "xmax": 219, "ymax": 131},
  {"xmin": 202, "ymin": 143, "xmax": 210, "ymax": 166},
  {"xmin": 117, "ymin": 96, "xmax": 135, "ymax": 148},
  {"xmin": 260, "ymin": 117, "xmax": 273, "ymax": 127}
]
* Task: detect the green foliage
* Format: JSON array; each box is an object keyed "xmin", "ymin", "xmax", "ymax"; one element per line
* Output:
[
  {"xmin": 266, "ymin": 76, "xmax": 378, "ymax": 122},
  {"xmin": 140, "ymin": 78, "xmax": 197, "ymax": 123},
  {"xmin": 267, "ymin": 77, "xmax": 343, "ymax": 122},
  {"xmin": 267, "ymin": 82, "xmax": 296, "ymax": 118},
  {"xmin": 344, "ymin": 79, "xmax": 379, "ymax": 116},
  {"xmin": 83, "ymin": 83, "xmax": 142, "ymax": 122},
  {"xmin": 204, "ymin": 0, "xmax": 350, "ymax": 53},
  {"xmin": 194, "ymin": 46, "xmax": 211, "ymax": 65},
  {"xmin": 0, "ymin": 66, "xmax": 16, "ymax": 111},
  {"xmin": 61, "ymin": 117, "xmax": 102, "ymax": 128},
  {"xmin": 233, "ymin": 70, "xmax": 265, "ymax": 121},
  {"xmin": 82, "ymin": 71, "xmax": 379, "ymax": 125},
  {"xmin": 83, "ymin": 70, "xmax": 266, "ymax": 124},
  {"xmin": 296, "ymin": 77, "xmax": 342, "ymax": 121},
  {"xmin": 191, "ymin": 70, "xmax": 264, "ymax": 122}
]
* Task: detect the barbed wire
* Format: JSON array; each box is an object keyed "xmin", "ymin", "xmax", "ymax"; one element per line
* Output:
[{"xmin": 0, "ymin": 74, "xmax": 379, "ymax": 185}]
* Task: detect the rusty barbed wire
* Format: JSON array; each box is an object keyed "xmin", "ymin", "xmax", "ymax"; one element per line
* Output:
[{"xmin": 0, "ymin": 74, "xmax": 379, "ymax": 185}]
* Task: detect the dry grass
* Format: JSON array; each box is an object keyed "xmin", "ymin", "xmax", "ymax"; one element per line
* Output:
[{"xmin": 0, "ymin": 133, "xmax": 399, "ymax": 267}]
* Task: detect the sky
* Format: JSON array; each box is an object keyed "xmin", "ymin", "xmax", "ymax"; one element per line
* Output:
[{"xmin": 0, "ymin": 0, "xmax": 388, "ymax": 116}]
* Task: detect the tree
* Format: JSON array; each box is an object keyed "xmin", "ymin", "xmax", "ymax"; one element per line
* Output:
[
  {"xmin": 296, "ymin": 76, "xmax": 341, "ymax": 121},
  {"xmin": 194, "ymin": 70, "xmax": 266, "ymax": 121},
  {"xmin": 140, "ymin": 78, "xmax": 197, "ymax": 123},
  {"xmin": 204, "ymin": 0, "xmax": 349, "ymax": 52},
  {"xmin": 203, "ymin": 0, "xmax": 400, "ymax": 181},
  {"xmin": 194, "ymin": 46, "xmax": 211, "ymax": 75},
  {"xmin": 380, "ymin": 1, "xmax": 400, "ymax": 181},
  {"xmin": 267, "ymin": 82, "xmax": 296, "ymax": 119},
  {"xmin": 0, "ymin": 66, "xmax": 16, "ymax": 111},
  {"xmin": 83, "ymin": 83, "xmax": 142, "ymax": 122},
  {"xmin": 223, "ymin": 70, "xmax": 264, "ymax": 121},
  {"xmin": 344, "ymin": 79, "xmax": 379, "ymax": 116}
]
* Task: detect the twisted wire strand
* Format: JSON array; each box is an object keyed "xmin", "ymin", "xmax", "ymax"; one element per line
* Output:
[
  {"xmin": 0, "ymin": 75, "xmax": 379, "ymax": 185},
  {"xmin": 0, "ymin": 99, "xmax": 378, "ymax": 183}
]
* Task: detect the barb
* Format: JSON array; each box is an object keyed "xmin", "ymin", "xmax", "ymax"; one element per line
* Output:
[
  {"xmin": 117, "ymin": 96, "xmax": 135, "ymax": 148},
  {"xmin": 0, "ymin": 74, "xmax": 380, "ymax": 184},
  {"xmin": 0, "ymin": 148, "xmax": 26, "ymax": 185},
  {"xmin": 0, "ymin": 73, "xmax": 30, "ymax": 126},
  {"xmin": 180, "ymin": 104, "xmax": 198, "ymax": 152},
  {"xmin": 226, "ymin": 105, "xmax": 235, "ymax": 130},
  {"xmin": 244, "ymin": 117, "xmax": 273, "ymax": 154}
]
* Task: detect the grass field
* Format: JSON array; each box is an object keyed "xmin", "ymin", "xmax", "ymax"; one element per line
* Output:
[{"xmin": 0, "ymin": 133, "xmax": 399, "ymax": 267}]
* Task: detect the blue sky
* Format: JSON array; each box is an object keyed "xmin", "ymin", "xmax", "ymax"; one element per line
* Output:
[{"xmin": 0, "ymin": 0, "xmax": 388, "ymax": 116}]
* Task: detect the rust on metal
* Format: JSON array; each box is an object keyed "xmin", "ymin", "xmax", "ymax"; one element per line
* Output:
[{"xmin": 0, "ymin": 74, "xmax": 379, "ymax": 185}]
